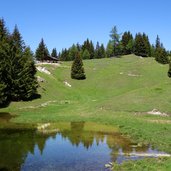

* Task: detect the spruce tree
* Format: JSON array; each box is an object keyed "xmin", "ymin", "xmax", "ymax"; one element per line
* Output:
[
  {"xmin": 68, "ymin": 44, "xmax": 78, "ymax": 61},
  {"xmin": 71, "ymin": 52, "xmax": 86, "ymax": 80},
  {"xmin": 121, "ymin": 31, "xmax": 134, "ymax": 55},
  {"xmin": 0, "ymin": 18, "xmax": 10, "ymax": 105},
  {"xmin": 154, "ymin": 36, "xmax": 169, "ymax": 64},
  {"xmin": 106, "ymin": 40, "xmax": 114, "ymax": 57},
  {"xmin": 82, "ymin": 49, "xmax": 90, "ymax": 59},
  {"xmin": 96, "ymin": 43, "xmax": 106, "ymax": 58},
  {"xmin": 134, "ymin": 33, "xmax": 150, "ymax": 57},
  {"xmin": 51, "ymin": 48, "xmax": 57, "ymax": 58},
  {"xmin": 109, "ymin": 26, "xmax": 121, "ymax": 56},
  {"xmin": 0, "ymin": 19, "xmax": 38, "ymax": 102},
  {"xmin": 8, "ymin": 28, "xmax": 38, "ymax": 101},
  {"xmin": 35, "ymin": 38, "xmax": 49, "ymax": 61},
  {"xmin": 82, "ymin": 39, "xmax": 95, "ymax": 59},
  {"xmin": 59, "ymin": 48, "xmax": 69, "ymax": 61}
]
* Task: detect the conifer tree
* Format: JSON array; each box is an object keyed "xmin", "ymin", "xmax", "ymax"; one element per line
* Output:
[
  {"xmin": 0, "ymin": 19, "xmax": 38, "ymax": 103},
  {"xmin": 154, "ymin": 36, "xmax": 169, "ymax": 64},
  {"xmin": 94, "ymin": 43, "xmax": 106, "ymax": 58},
  {"xmin": 51, "ymin": 48, "xmax": 57, "ymax": 58},
  {"xmin": 8, "ymin": 28, "xmax": 38, "ymax": 101},
  {"xmin": 106, "ymin": 40, "xmax": 114, "ymax": 57},
  {"xmin": 109, "ymin": 26, "xmax": 121, "ymax": 56},
  {"xmin": 82, "ymin": 39, "xmax": 94, "ymax": 59},
  {"xmin": 35, "ymin": 38, "xmax": 49, "ymax": 61},
  {"xmin": 59, "ymin": 48, "xmax": 69, "ymax": 61},
  {"xmin": 71, "ymin": 52, "xmax": 86, "ymax": 80},
  {"xmin": 82, "ymin": 49, "xmax": 90, "ymax": 59},
  {"xmin": 0, "ymin": 18, "xmax": 10, "ymax": 105},
  {"xmin": 68, "ymin": 44, "xmax": 78, "ymax": 61},
  {"xmin": 121, "ymin": 31, "xmax": 134, "ymax": 55},
  {"xmin": 134, "ymin": 33, "xmax": 150, "ymax": 57}
]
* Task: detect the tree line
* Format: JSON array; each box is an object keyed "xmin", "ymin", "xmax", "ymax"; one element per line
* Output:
[{"xmin": 57, "ymin": 26, "xmax": 170, "ymax": 65}]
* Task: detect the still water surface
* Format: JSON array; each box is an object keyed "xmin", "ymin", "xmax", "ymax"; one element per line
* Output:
[{"xmin": 0, "ymin": 119, "xmax": 168, "ymax": 171}]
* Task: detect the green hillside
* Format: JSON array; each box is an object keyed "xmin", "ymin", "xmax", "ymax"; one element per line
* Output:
[
  {"xmin": 2, "ymin": 54, "xmax": 171, "ymax": 118},
  {"xmin": 1, "ymin": 54, "xmax": 171, "ymax": 170}
]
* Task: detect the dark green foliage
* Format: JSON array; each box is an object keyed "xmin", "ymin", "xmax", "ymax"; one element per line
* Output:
[
  {"xmin": 109, "ymin": 26, "xmax": 121, "ymax": 56},
  {"xmin": 134, "ymin": 33, "xmax": 151, "ymax": 57},
  {"xmin": 0, "ymin": 18, "xmax": 38, "ymax": 105},
  {"xmin": 155, "ymin": 46, "xmax": 169, "ymax": 64},
  {"xmin": 68, "ymin": 44, "xmax": 78, "ymax": 61},
  {"xmin": 12, "ymin": 25, "xmax": 25, "ymax": 53},
  {"xmin": 35, "ymin": 38, "xmax": 49, "ymax": 61},
  {"xmin": 0, "ymin": 83, "xmax": 7, "ymax": 106},
  {"xmin": 121, "ymin": 31, "xmax": 134, "ymax": 55},
  {"xmin": 71, "ymin": 52, "xmax": 86, "ymax": 80},
  {"xmin": 59, "ymin": 48, "xmax": 69, "ymax": 61},
  {"xmin": 150, "ymin": 44, "xmax": 155, "ymax": 57},
  {"xmin": 51, "ymin": 48, "xmax": 57, "ymax": 58},
  {"xmin": 82, "ymin": 49, "xmax": 90, "ymax": 59},
  {"xmin": 154, "ymin": 36, "xmax": 169, "ymax": 64},
  {"xmin": 168, "ymin": 62, "xmax": 171, "ymax": 77},
  {"xmin": 82, "ymin": 39, "xmax": 95, "ymax": 59},
  {"xmin": 94, "ymin": 42, "xmax": 106, "ymax": 58},
  {"xmin": 106, "ymin": 40, "xmax": 114, "ymax": 57}
]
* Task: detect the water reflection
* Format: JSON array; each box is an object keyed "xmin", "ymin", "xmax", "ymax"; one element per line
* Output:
[{"xmin": 0, "ymin": 122, "xmax": 167, "ymax": 171}]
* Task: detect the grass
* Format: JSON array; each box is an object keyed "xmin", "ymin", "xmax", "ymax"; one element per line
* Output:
[{"xmin": 0, "ymin": 54, "xmax": 171, "ymax": 170}]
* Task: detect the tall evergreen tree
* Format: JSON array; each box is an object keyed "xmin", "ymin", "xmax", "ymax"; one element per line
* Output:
[
  {"xmin": 71, "ymin": 52, "xmax": 86, "ymax": 80},
  {"xmin": 82, "ymin": 49, "xmax": 90, "ymax": 60},
  {"xmin": 154, "ymin": 36, "xmax": 169, "ymax": 64},
  {"xmin": 82, "ymin": 39, "xmax": 94, "ymax": 59},
  {"xmin": 0, "ymin": 19, "xmax": 38, "ymax": 103},
  {"xmin": 35, "ymin": 38, "xmax": 49, "ymax": 61},
  {"xmin": 59, "ymin": 48, "xmax": 69, "ymax": 61},
  {"xmin": 109, "ymin": 26, "xmax": 121, "ymax": 56},
  {"xmin": 12, "ymin": 25, "xmax": 25, "ymax": 53},
  {"xmin": 106, "ymin": 40, "xmax": 114, "ymax": 57},
  {"xmin": 95, "ymin": 42, "xmax": 106, "ymax": 59},
  {"xmin": 0, "ymin": 18, "xmax": 11, "ymax": 105},
  {"xmin": 134, "ymin": 33, "xmax": 150, "ymax": 57},
  {"xmin": 68, "ymin": 44, "xmax": 78, "ymax": 61},
  {"xmin": 8, "ymin": 28, "xmax": 38, "ymax": 101},
  {"xmin": 121, "ymin": 31, "xmax": 134, "ymax": 55},
  {"xmin": 51, "ymin": 48, "xmax": 57, "ymax": 58}
]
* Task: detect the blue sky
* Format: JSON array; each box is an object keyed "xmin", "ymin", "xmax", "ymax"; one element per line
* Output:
[{"xmin": 1, "ymin": 0, "xmax": 171, "ymax": 52}]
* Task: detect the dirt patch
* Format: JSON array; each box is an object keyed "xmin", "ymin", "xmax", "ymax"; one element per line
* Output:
[
  {"xmin": 36, "ymin": 66, "xmax": 51, "ymax": 75},
  {"xmin": 147, "ymin": 109, "xmax": 169, "ymax": 117},
  {"xmin": 19, "ymin": 100, "xmax": 57, "ymax": 109},
  {"xmin": 128, "ymin": 73, "xmax": 142, "ymax": 77},
  {"xmin": 146, "ymin": 119, "xmax": 171, "ymax": 124},
  {"xmin": 64, "ymin": 81, "xmax": 72, "ymax": 87}
]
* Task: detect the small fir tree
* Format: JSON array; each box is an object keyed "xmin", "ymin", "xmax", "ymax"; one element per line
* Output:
[{"xmin": 71, "ymin": 52, "xmax": 86, "ymax": 80}]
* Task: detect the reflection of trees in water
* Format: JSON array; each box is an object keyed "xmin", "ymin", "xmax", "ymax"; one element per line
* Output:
[
  {"xmin": 0, "ymin": 130, "xmax": 51, "ymax": 171},
  {"xmin": 0, "ymin": 122, "xmax": 150, "ymax": 170}
]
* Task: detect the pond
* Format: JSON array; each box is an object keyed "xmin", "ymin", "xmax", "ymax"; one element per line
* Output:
[{"xmin": 0, "ymin": 120, "xmax": 169, "ymax": 171}]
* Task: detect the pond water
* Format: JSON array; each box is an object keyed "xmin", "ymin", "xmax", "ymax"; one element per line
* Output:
[{"xmin": 0, "ymin": 120, "xmax": 169, "ymax": 171}]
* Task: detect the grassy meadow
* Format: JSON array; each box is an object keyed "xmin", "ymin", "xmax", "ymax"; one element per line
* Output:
[{"xmin": 1, "ymin": 54, "xmax": 171, "ymax": 170}]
